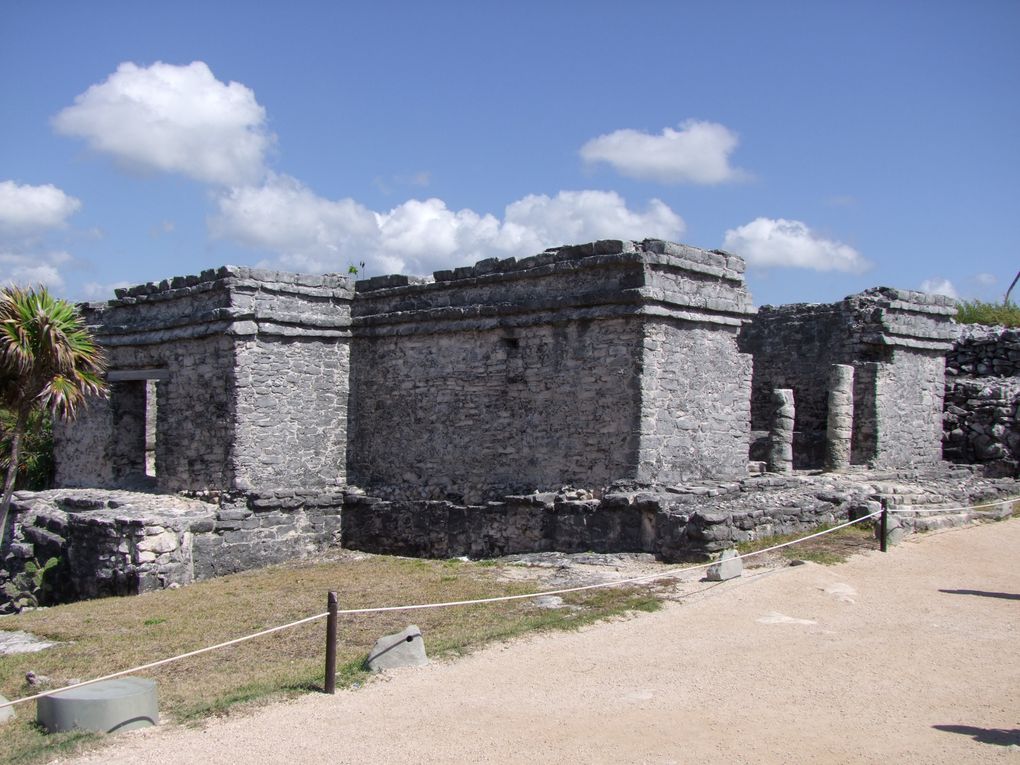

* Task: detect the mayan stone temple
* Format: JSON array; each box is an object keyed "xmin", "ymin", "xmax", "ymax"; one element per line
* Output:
[{"xmin": 3, "ymin": 238, "xmax": 1018, "ymax": 607}]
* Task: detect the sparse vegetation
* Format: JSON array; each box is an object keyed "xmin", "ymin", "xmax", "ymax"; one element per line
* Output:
[
  {"xmin": 0, "ymin": 554, "xmax": 662, "ymax": 765},
  {"xmin": 736, "ymin": 521, "xmax": 876, "ymax": 566},
  {"xmin": 0, "ymin": 408, "xmax": 54, "ymax": 491},
  {"xmin": 954, "ymin": 299, "xmax": 1020, "ymax": 327}
]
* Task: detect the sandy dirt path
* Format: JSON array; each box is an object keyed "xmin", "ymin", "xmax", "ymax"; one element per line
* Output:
[{"xmin": 67, "ymin": 519, "xmax": 1020, "ymax": 764}]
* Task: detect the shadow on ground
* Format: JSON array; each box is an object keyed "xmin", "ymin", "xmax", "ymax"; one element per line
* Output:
[
  {"xmin": 932, "ymin": 725, "xmax": 1020, "ymax": 747},
  {"xmin": 938, "ymin": 588, "xmax": 1020, "ymax": 601}
]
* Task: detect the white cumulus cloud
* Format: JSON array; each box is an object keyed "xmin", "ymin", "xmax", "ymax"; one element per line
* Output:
[
  {"xmin": 0, "ymin": 181, "xmax": 81, "ymax": 237},
  {"xmin": 53, "ymin": 61, "xmax": 273, "ymax": 186},
  {"xmin": 0, "ymin": 250, "xmax": 72, "ymax": 290},
  {"xmin": 580, "ymin": 119, "xmax": 746, "ymax": 184},
  {"xmin": 722, "ymin": 217, "xmax": 869, "ymax": 273},
  {"xmin": 973, "ymin": 272, "xmax": 997, "ymax": 287},
  {"xmin": 210, "ymin": 176, "xmax": 685, "ymax": 275},
  {"xmin": 919, "ymin": 278, "xmax": 958, "ymax": 299}
]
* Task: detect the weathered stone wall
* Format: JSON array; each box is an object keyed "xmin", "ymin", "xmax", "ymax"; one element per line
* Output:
[
  {"xmin": 349, "ymin": 239, "xmax": 755, "ymax": 502},
  {"xmin": 947, "ymin": 325, "xmax": 1020, "ymax": 377},
  {"xmin": 0, "ymin": 488, "xmax": 343, "ymax": 610},
  {"xmin": 638, "ymin": 320, "xmax": 752, "ymax": 483},
  {"xmin": 943, "ymin": 325, "xmax": 1020, "ymax": 476},
  {"xmin": 943, "ymin": 378, "xmax": 1020, "ymax": 475},
  {"xmin": 870, "ymin": 348, "xmax": 947, "ymax": 466},
  {"xmin": 739, "ymin": 303, "xmax": 854, "ymax": 459},
  {"xmin": 189, "ymin": 489, "xmax": 344, "ymax": 578},
  {"xmin": 233, "ymin": 337, "xmax": 350, "ymax": 490},
  {"xmin": 55, "ymin": 335, "xmax": 236, "ymax": 492},
  {"xmin": 348, "ymin": 320, "xmax": 643, "ymax": 502},
  {"xmin": 342, "ymin": 469, "xmax": 1018, "ymax": 562}
]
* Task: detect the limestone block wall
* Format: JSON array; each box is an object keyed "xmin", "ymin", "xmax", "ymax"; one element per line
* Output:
[
  {"xmin": 348, "ymin": 239, "xmax": 755, "ymax": 502},
  {"xmin": 55, "ymin": 334, "xmax": 236, "ymax": 491},
  {"xmin": 868, "ymin": 348, "xmax": 947, "ymax": 466},
  {"xmin": 232, "ymin": 337, "xmax": 350, "ymax": 490},
  {"xmin": 638, "ymin": 320, "xmax": 752, "ymax": 483},
  {"xmin": 348, "ymin": 320, "xmax": 643, "ymax": 502}
]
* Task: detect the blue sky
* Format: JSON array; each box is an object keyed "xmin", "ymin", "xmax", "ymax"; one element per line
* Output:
[{"xmin": 1, "ymin": 0, "xmax": 1018, "ymax": 307}]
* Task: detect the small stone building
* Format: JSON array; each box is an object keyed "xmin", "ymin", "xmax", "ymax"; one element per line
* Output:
[
  {"xmin": 55, "ymin": 267, "xmax": 353, "ymax": 493},
  {"xmin": 349, "ymin": 239, "xmax": 755, "ymax": 502},
  {"xmin": 738, "ymin": 287, "xmax": 957, "ymax": 469}
]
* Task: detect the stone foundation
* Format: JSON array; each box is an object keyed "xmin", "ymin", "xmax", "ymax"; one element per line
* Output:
[
  {"xmin": 342, "ymin": 468, "xmax": 1018, "ymax": 561},
  {"xmin": 0, "ymin": 488, "xmax": 342, "ymax": 611}
]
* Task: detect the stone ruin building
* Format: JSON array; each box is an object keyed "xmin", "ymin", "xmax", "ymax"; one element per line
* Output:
[{"xmin": 3, "ymin": 238, "xmax": 1018, "ymax": 607}]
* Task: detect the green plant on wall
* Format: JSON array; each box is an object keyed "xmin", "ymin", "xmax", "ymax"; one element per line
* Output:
[{"xmin": 1, "ymin": 555, "xmax": 61, "ymax": 611}]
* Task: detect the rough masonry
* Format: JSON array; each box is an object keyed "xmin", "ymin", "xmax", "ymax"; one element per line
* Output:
[{"xmin": 1, "ymin": 239, "xmax": 1012, "ymax": 609}]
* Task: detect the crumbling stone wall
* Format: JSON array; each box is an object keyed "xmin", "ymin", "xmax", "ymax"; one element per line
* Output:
[
  {"xmin": 349, "ymin": 240, "xmax": 755, "ymax": 503},
  {"xmin": 1, "ymin": 488, "xmax": 343, "ymax": 609},
  {"xmin": 944, "ymin": 325, "xmax": 1020, "ymax": 475},
  {"xmin": 342, "ymin": 469, "xmax": 1018, "ymax": 561}
]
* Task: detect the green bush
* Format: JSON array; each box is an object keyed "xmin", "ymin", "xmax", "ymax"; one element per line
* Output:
[
  {"xmin": 954, "ymin": 300, "xmax": 1020, "ymax": 327},
  {"xmin": 0, "ymin": 407, "xmax": 54, "ymax": 490}
]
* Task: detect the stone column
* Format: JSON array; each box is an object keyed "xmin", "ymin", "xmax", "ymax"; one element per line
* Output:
[
  {"xmin": 767, "ymin": 388, "xmax": 795, "ymax": 474},
  {"xmin": 825, "ymin": 364, "xmax": 855, "ymax": 472}
]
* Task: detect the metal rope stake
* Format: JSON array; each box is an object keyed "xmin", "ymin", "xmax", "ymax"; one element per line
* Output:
[{"xmin": 325, "ymin": 591, "xmax": 339, "ymax": 694}]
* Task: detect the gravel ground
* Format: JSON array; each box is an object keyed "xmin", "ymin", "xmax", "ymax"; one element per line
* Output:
[{"xmin": 64, "ymin": 518, "xmax": 1020, "ymax": 764}]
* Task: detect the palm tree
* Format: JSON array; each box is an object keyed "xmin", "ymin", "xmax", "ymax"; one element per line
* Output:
[{"xmin": 0, "ymin": 286, "xmax": 107, "ymax": 542}]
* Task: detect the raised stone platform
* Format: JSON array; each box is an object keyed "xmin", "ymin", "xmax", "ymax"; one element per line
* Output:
[{"xmin": 342, "ymin": 466, "xmax": 1019, "ymax": 561}]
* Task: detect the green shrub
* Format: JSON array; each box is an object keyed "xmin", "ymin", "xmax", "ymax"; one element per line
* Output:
[{"xmin": 0, "ymin": 408, "xmax": 54, "ymax": 490}]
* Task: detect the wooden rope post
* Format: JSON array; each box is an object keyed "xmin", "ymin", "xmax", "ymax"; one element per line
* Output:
[{"xmin": 324, "ymin": 591, "xmax": 338, "ymax": 694}]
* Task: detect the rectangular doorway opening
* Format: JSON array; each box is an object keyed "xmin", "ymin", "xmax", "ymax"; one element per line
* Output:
[{"xmin": 108, "ymin": 369, "xmax": 168, "ymax": 489}]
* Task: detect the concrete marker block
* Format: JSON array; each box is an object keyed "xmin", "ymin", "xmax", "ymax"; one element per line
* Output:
[
  {"xmin": 0, "ymin": 694, "xmax": 14, "ymax": 724},
  {"xmin": 37, "ymin": 677, "xmax": 158, "ymax": 734},
  {"xmin": 706, "ymin": 548, "xmax": 743, "ymax": 581},
  {"xmin": 366, "ymin": 625, "xmax": 428, "ymax": 672}
]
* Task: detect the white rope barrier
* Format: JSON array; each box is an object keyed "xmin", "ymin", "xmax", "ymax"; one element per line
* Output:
[
  {"xmin": 0, "ymin": 611, "xmax": 329, "ymax": 709},
  {"xmin": 0, "ymin": 506, "xmax": 908, "ymax": 711},
  {"xmin": 333, "ymin": 511, "xmax": 882, "ymax": 616},
  {"xmin": 885, "ymin": 496, "xmax": 1019, "ymax": 515}
]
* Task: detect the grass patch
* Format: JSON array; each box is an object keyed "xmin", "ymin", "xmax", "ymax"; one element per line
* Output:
[
  {"xmin": 0, "ymin": 553, "xmax": 663, "ymax": 764},
  {"xmin": 955, "ymin": 299, "xmax": 1020, "ymax": 327},
  {"xmin": 736, "ymin": 521, "xmax": 876, "ymax": 566}
]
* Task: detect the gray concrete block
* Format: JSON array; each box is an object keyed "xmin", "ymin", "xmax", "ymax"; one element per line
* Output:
[
  {"xmin": 366, "ymin": 625, "xmax": 428, "ymax": 672},
  {"xmin": 706, "ymin": 548, "xmax": 743, "ymax": 581},
  {"xmin": 36, "ymin": 677, "xmax": 158, "ymax": 734},
  {"xmin": 0, "ymin": 694, "xmax": 14, "ymax": 724}
]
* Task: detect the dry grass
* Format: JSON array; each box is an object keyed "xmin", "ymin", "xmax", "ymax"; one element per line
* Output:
[
  {"xmin": 736, "ymin": 521, "xmax": 877, "ymax": 567},
  {"xmin": 0, "ymin": 553, "xmax": 660, "ymax": 765}
]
